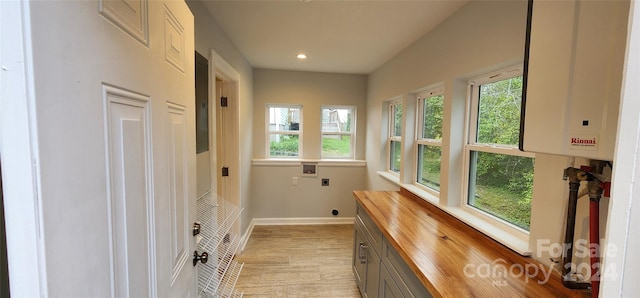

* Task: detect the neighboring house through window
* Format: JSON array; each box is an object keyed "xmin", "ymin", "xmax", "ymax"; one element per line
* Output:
[
  {"xmin": 321, "ymin": 106, "xmax": 356, "ymax": 159},
  {"xmin": 267, "ymin": 105, "xmax": 302, "ymax": 157}
]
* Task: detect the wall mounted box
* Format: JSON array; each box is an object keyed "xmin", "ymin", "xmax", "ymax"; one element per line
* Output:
[
  {"xmin": 301, "ymin": 162, "xmax": 317, "ymax": 177},
  {"xmin": 521, "ymin": 0, "xmax": 629, "ymax": 161}
]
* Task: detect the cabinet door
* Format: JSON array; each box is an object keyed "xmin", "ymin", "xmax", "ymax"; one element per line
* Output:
[
  {"xmin": 353, "ymin": 224, "xmax": 367, "ymax": 292},
  {"xmin": 364, "ymin": 246, "xmax": 380, "ymax": 298},
  {"xmin": 381, "ymin": 240, "xmax": 432, "ymax": 298},
  {"xmin": 380, "ymin": 265, "xmax": 403, "ymax": 298}
]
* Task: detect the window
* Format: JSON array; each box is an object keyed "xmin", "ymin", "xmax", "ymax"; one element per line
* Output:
[
  {"xmin": 466, "ymin": 67, "xmax": 534, "ymax": 231},
  {"xmin": 267, "ymin": 105, "xmax": 301, "ymax": 157},
  {"xmin": 416, "ymin": 89, "xmax": 444, "ymax": 191},
  {"xmin": 321, "ymin": 106, "xmax": 355, "ymax": 159},
  {"xmin": 388, "ymin": 100, "xmax": 402, "ymax": 173}
]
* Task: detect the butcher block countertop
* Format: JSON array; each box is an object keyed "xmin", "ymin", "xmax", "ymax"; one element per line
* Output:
[{"xmin": 353, "ymin": 189, "xmax": 589, "ymax": 297}]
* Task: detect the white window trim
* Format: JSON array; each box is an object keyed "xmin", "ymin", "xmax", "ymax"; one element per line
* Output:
[
  {"xmin": 377, "ymin": 65, "xmax": 537, "ymax": 256},
  {"xmin": 462, "ymin": 65, "xmax": 533, "ymax": 241},
  {"xmin": 387, "ymin": 99, "xmax": 402, "ymax": 175},
  {"xmin": 320, "ymin": 105, "xmax": 356, "ymax": 159},
  {"xmin": 466, "ymin": 67, "xmax": 523, "ymax": 144},
  {"xmin": 266, "ymin": 104, "xmax": 303, "ymax": 158},
  {"xmin": 414, "ymin": 88, "xmax": 444, "ymax": 195}
]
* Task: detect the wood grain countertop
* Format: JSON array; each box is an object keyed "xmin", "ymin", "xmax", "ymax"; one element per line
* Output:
[{"xmin": 353, "ymin": 188, "xmax": 589, "ymax": 297}]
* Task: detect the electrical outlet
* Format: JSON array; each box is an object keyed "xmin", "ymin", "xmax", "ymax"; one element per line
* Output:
[
  {"xmin": 292, "ymin": 177, "xmax": 298, "ymax": 186},
  {"xmin": 321, "ymin": 178, "xmax": 330, "ymax": 186}
]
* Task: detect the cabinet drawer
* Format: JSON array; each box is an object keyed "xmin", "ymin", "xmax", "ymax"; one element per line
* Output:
[
  {"xmin": 353, "ymin": 220, "xmax": 381, "ymax": 298},
  {"xmin": 356, "ymin": 203, "xmax": 382, "ymax": 255},
  {"xmin": 382, "ymin": 239, "xmax": 431, "ymax": 298}
]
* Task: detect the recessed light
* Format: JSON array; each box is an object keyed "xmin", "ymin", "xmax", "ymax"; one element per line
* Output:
[{"xmin": 296, "ymin": 53, "xmax": 307, "ymax": 59}]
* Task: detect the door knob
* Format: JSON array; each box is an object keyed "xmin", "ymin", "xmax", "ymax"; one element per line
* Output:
[{"xmin": 193, "ymin": 250, "xmax": 209, "ymax": 266}]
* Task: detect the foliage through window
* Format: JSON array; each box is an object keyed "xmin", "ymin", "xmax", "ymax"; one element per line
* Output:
[
  {"xmin": 416, "ymin": 89, "xmax": 444, "ymax": 191},
  {"xmin": 466, "ymin": 68, "xmax": 534, "ymax": 230},
  {"xmin": 267, "ymin": 105, "xmax": 301, "ymax": 157},
  {"xmin": 388, "ymin": 100, "xmax": 402, "ymax": 173},
  {"xmin": 321, "ymin": 106, "xmax": 355, "ymax": 158}
]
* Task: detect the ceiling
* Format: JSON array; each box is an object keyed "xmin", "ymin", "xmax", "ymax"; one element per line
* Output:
[{"xmin": 201, "ymin": 0, "xmax": 469, "ymax": 74}]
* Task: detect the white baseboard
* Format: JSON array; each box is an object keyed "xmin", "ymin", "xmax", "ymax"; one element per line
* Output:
[
  {"xmin": 238, "ymin": 218, "xmax": 256, "ymax": 253},
  {"xmin": 237, "ymin": 217, "xmax": 355, "ymax": 253},
  {"xmin": 252, "ymin": 217, "xmax": 355, "ymax": 226}
]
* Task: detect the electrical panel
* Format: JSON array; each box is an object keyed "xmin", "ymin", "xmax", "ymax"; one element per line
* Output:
[{"xmin": 521, "ymin": 0, "xmax": 629, "ymax": 160}]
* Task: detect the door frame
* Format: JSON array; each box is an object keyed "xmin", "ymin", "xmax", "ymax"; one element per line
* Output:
[
  {"xmin": 208, "ymin": 49, "xmax": 241, "ymax": 241},
  {"xmin": 0, "ymin": 1, "xmax": 46, "ymax": 296}
]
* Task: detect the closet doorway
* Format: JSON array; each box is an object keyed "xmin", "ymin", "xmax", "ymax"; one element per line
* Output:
[
  {"xmin": 212, "ymin": 63, "xmax": 241, "ymax": 239},
  {"xmin": 195, "ymin": 50, "xmax": 241, "ymax": 239}
]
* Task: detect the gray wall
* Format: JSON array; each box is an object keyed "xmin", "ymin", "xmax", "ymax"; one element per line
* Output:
[
  {"xmin": 187, "ymin": 0, "xmax": 254, "ymax": 235},
  {"xmin": 366, "ymin": 0, "xmax": 528, "ymax": 191},
  {"xmin": 251, "ymin": 69, "xmax": 367, "ymax": 219},
  {"xmin": 250, "ymin": 165, "xmax": 366, "ymax": 219},
  {"xmin": 252, "ymin": 69, "xmax": 367, "ymax": 160},
  {"xmin": 365, "ymin": 0, "xmax": 606, "ymax": 268}
]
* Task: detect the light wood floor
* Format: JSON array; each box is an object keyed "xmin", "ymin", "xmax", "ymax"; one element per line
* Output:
[{"xmin": 234, "ymin": 224, "xmax": 360, "ymax": 297}]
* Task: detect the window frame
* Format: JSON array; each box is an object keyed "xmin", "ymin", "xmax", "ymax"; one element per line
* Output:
[
  {"xmin": 320, "ymin": 105, "xmax": 356, "ymax": 159},
  {"xmin": 462, "ymin": 65, "xmax": 535, "ymax": 234},
  {"xmin": 266, "ymin": 104, "xmax": 303, "ymax": 158},
  {"xmin": 387, "ymin": 99, "xmax": 403, "ymax": 174},
  {"xmin": 414, "ymin": 88, "xmax": 444, "ymax": 194}
]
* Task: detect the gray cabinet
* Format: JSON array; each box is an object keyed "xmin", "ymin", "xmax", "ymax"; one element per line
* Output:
[
  {"xmin": 381, "ymin": 240, "xmax": 431, "ymax": 298},
  {"xmin": 380, "ymin": 265, "xmax": 403, "ymax": 298},
  {"xmin": 353, "ymin": 216, "xmax": 380, "ymax": 298},
  {"xmin": 353, "ymin": 203, "xmax": 431, "ymax": 298},
  {"xmin": 353, "ymin": 224, "xmax": 366, "ymax": 288}
]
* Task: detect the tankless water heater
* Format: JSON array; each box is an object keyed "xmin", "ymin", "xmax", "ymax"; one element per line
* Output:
[{"xmin": 520, "ymin": 0, "xmax": 629, "ymax": 161}]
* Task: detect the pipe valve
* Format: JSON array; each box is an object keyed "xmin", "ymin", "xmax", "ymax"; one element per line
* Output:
[{"xmin": 563, "ymin": 167, "xmax": 592, "ymax": 183}]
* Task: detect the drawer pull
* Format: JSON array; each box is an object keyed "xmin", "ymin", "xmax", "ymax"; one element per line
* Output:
[{"xmin": 359, "ymin": 242, "xmax": 368, "ymax": 264}]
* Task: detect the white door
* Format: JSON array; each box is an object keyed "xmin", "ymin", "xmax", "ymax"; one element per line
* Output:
[{"xmin": 20, "ymin": 0, "xmax": 196, "ymax": 296}]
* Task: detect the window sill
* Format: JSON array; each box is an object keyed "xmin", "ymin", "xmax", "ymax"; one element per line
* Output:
[
  {"xmin": 376, "ymin": 170, "xmax": 400, "ymax": 184},
  {"xmin": 377, "ymin": 173, "xmax": 531, "ymax": 256},
  {"xmin": 440, "ymin": 206, "xmax": 531, "ymax": 256},
  {"xmin": 252, "ymin": 158, "xmax": 366, "ymax": 167}
]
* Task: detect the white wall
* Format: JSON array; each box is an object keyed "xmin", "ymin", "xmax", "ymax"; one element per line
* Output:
[
  {"xmin": 187, "ymin": 0, "xmax": 254, "ymax": 234},
  {"xmin": 601, "ymin": 1, "xmax": 640, "ymax": 295},
  {"xmin": 365, "ymin": 0, "xmax": 609, "ymax": 270},
  {"xmin": 250, "ymin": 69, "xmax": 367, "ymax": 219}
]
